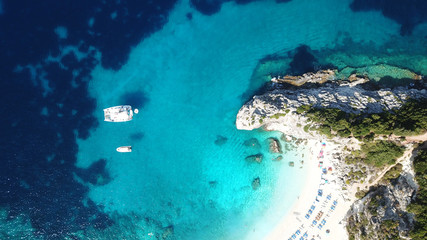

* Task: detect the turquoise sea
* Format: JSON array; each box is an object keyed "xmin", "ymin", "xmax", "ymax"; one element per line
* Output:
[{"xmin": 1, "ymin": 0, "xmax": 426, "ymax": 239}]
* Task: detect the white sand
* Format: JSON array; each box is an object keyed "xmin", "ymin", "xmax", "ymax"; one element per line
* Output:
[{"xmin": 264, "ymin": 140, "xmax": 350, "ymax": 240}]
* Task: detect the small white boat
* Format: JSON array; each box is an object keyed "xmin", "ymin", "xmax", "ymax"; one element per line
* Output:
[
  {"xmin": 103, "ymin": 105, "xmax": 138, "ymax": 122},
  {"xmin": 116, "ymin": 146, "xmax": 132, "ymax": 152}
]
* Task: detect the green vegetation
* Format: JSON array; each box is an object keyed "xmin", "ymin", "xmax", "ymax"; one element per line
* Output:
[
  {"xmin": 380, "ymin": 163, "xmax": 403, "ymax": 184},
  {"xmin": 378, "ymin": 220, "xmax": 400, "ymax": 239},
  {"xmin": 367, "ymin": 194, "xmax": 384, "ymax": 216},
  {"xmin": 345, "ymin": 140, "xmax": 404, "ymax": 168},
  {"xmin": 347, "ymin": 169, "xmax": 366, "ymax": 184},
  {"xmin": 303, "ymin": 124, "xmax": 310, "ymax": 133},
  {"xmin": 302, "ymin": 98, "xmax": 427, "ymax": 139},
  {"xmin": 347, "ymin": 198, "xmax": 401, "ymax": 240},
  {"xmin": 295, "ymin": 99, "xmax": 426, "ymax": 168},
  {"xmin": 271, "ymin": 113, "xmax": 287, "ymax": 119},
  {"xmin": 355, "ymin": 189, "xmax": 368, "ymax": 199},
  {"xmin": 294, "ymin": 99, "xmax": 427, "ymax": 239},
  {"xmin": 408, "ymin": 149, "xmax": 427, "ymax": 239},
  {"xmin": 296, "ymin": 104, "xmax": 311, "ymax": 114}
]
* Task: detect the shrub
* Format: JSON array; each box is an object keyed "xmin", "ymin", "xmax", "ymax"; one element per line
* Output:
[
  {"xmin": 302, "ymin": 98, "xmax": 427, "ymax": 139},
  {"xmin": 296, "ymin": 104, "xmax": 311, "ymax": 114},
  {"xmin": 360, "ymin": 141, "xmax": 404, "ymax": 167},
  {"xmin": 381, "ymin": 163, "xmax": 403, "ymax": 184},
  {"xmin": 408, "ymin": 149, "xmax": 427, "ymax": 239},
  {"xmin": 271, "ymin": 113, "xmax": 286, "ymax": 119}
]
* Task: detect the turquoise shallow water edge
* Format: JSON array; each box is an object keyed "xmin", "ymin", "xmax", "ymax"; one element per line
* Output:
[{"xmin": 71, "ymin": 0, "xmax": 427, "ymax": 239}]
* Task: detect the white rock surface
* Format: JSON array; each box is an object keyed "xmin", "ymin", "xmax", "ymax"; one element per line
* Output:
[{"xmin": 236, "ymin": 84, "xmax": 427, "ymax": 140}]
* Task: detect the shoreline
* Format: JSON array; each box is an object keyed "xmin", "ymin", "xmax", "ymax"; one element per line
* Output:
[
  {"xmin": 264, "ymin": 139, "xmax": 350, "ymax": 240},
  {"xmin": 235, "ymin": 73, "xmax": 427, "ymax": 240}
]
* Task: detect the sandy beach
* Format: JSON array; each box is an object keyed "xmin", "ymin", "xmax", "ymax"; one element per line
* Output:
[{"xmin": 264, "ymin": 139, "xmax": 351, "ymax": 240}]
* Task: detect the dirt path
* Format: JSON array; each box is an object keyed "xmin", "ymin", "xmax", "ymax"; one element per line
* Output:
[
  {"xmin": 405, "ymin": 132, "xmax": 427, "ymax": 143},
  {"xmin": 349, "ymin": 146, "xmax": 414, "ymax": 197}
]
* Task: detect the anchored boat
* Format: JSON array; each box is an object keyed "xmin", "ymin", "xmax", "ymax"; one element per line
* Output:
[
  {"xmin": 103, "ymin": 105, "xmax": 138, "ymax": 122},
  {"xmin": 116, "ymin": 146, "xmax": 132, "ymax": 152}
]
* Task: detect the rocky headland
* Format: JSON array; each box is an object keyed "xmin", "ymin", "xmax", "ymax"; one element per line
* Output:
[
  {"xmin": 236, "ymin": 70, "xmax": 427, "ymax": 239},
  {"xmin": 346, "ymin": 175, "xmax": 416, "ymax": 239},
  {"xmin": 236, "ymin": 78, "xmax": 427, "ymax": 137}
]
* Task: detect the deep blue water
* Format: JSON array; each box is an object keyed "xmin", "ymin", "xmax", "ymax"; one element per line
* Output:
[
  {"xmin": 0, "ymin": 0, "xmax": 177, "ymax": 238},
  {"xmin": 0, "ymin": 0, "xmax": 426, "ymax": 239}
]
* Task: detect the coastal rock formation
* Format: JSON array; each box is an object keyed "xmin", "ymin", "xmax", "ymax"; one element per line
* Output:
[
  {"xmin": 209, "ymin": 181, "xmax": 218, "ymax": 188},
  {"xmin": 245, "ymin": 154, "xmax": 263, "ymax": 163},
  {"xmin": 268, "ymin": 137, "xmax": 282, "ymax": 153},
  {"xmin": 273, "ymin": 155, "xmax": 283, "ymax": 161},
  {"xmin": 236, "ymin": 73, "xmax": 427, "ymax": 140},
  {"xmin": 271, "ymin": 69, "xmax": 336, "ymax": 86},
  {"xmin": 236, "ymin": 69, "xmax": 426, "ymax": 239},
  {"xmin": 160, "ymin": 225, "xmax": 174, "ymax": 240},
  {"xmin": 346, "ymin": 175, "xmax": 416, "ymax": 239},
  {"xmin": 252, "ymin": 177, "xmax": 261, "ymax": 190}
]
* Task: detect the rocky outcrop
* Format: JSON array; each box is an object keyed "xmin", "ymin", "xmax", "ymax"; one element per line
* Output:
[
  {"xmin": 346, "ymin": 175, "xmax": 416, "ymax": 239},
  {"xmin": 271, "ymin": 69, "xmax": 336, "ymax": 86},
  {"xmin": 252, "ymin": 177, "xmax": 261, "ymax": 190},
  {"xmin": 160, "ymin": 225, "xmax": 174, "ymax": 240},
  {"xmin": 268, "ymin": 137, "xmax": 282, "ymax": 153},
  {"xmin": 236, "ymin": 69, "xmax": 426, "ymax": 240},
  {"xmin": 236, "ymin": 78, "xmax": 427, "ymax": 140},
  {"xmin": 245, "ymin": 154, "xmax": 263, "ymax": 163}
]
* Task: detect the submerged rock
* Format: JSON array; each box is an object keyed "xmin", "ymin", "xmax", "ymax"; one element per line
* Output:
[
  {"xmin": 161, "ymin": 225, "xmax": 174, "ymax": 240},
  {"xmin": 244, "ymin": 138, "xmax": 261, "ymax": 149},
  {"xmin": 273, "ymin": 155, "xmax": 283, "ymax": 161},
  {"xmin": 209, "ymin": 181, "xmax": 217, "ymax": 188},
  {"xmin": 252, "ymin": 177, "xmax": 261, "ymax": 190},
  {"xmin": 289, "ymin": 161, "xmax": 295, "ymax": 167},
  {"xmin": 245, "ymin": 154, "xmax": 263, "ymax": 163},
  {"xmin": 214, "ymin": 135, "xmax": 228, "ymax": 146},
  {"xmin": 268, "ymin": 137, "xmax": 282, "ymax": 153}
]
